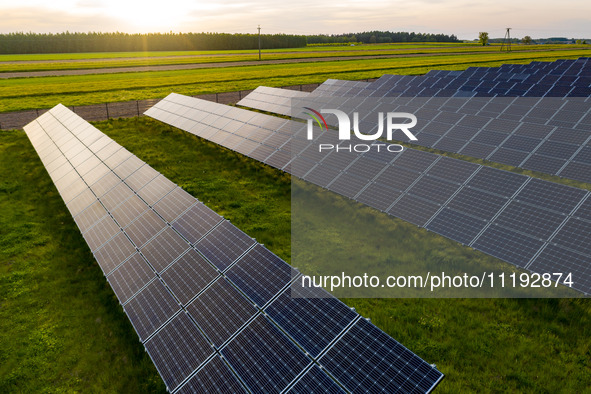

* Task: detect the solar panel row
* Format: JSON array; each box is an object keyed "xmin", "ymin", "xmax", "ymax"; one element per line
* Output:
[
  {"xmin": 24, "ymin": 104, "xmax": 444, "ymax": 393},
  {"xmin": 238, "ymin": 86, "xmax": 591, "ymax": 184},
  {"xmin": 147, "ymin": 93, "xmax": 591, "ymax": 295},
  {"xmin": 321, "ymin": 57, "xmax": 591, "ymax": 98}
]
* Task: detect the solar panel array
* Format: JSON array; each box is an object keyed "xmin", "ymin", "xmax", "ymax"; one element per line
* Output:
[
  {"xmin": 237, "ymin": 59, "xmax": 591, "ymax": 184},
  {"xmin": 24, "ymin": 104, "xmax": 444, "ymax": 393},
  {"xmin": 147, "ymin": 93, "xmax": 591, "ymax": 295},
  {"xmin": 313, "ymin": 57, "xmax": 591, "ymax": 98}
]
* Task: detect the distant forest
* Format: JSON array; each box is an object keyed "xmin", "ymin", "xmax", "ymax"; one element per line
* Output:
[
  {"xmin": 307, "ymin": 31, "xmax": 460, "ymax": 44},
  {"xmin": 0, "ymin": 31, "xmax": 459, "ymax": 54},
  {"xmin": 0, "ymin": 32, "xmax": 307, "ymax": 54}
]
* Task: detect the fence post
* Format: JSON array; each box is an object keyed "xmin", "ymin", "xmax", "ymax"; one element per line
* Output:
[
  {"xmin": 216, "ymin": 93, "xmax": 219, "ymax": 103},
  {"xmin": 72, "ymin": 106, "xmax": 75, "ymax": 113},
  {"xmin": 36, "ymin": 109, "xmax": 39, "ymax": 116},
  {"xmin": 239, "ymin": 90, "xmax": 242, "ymax": 99},
  {"xmin": 136, "ymin": 101, "xmax": 140, "ymax": 117},
  {"xmin": 300, "ymin": 85, "xmax": 303, "ymax": 91},
  {"xmin": 105, "ymin": 103, "xmax": 110, "ymax": 119}
]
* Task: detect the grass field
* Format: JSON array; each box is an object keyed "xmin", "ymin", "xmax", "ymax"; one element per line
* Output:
[
  {"xmin": 1, "ymin": 44, "xmax": 585, "ymax": 73},
  {"xmin": 0, "ymin": 42, "xmax": 486, "ymax": 62},
  {"xmin": 1, "ymin": 117, "xmax": 589, "ymax": 392},
  {"xmin": 1, "ymin": 46, "xmax": 590, "ymax": 113}
]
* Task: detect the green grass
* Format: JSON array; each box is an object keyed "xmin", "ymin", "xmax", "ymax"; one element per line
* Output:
[
  {"xmin": 0, "ymin": 128, "xmax": 165, "ymax": 393},
  {"xmin": 0, "ymin": 42, "xmax": 483, "ymax": 62},
  {"xmin": 1, "ymin": 44, "xmax": 586, "ymax": 73},
  {"xmin": 2, "ymin": 117, "xmax": 589, "ymax": 392},
  {"xmin": 2, "ymin": 49, "xmax": 591, "ymax": 113}
]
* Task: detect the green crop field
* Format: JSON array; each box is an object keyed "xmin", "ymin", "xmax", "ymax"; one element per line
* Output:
[
  {"xmin": 1, "ymin": 45, "xmax": 590, "ymax": 113},
  {"xmin": 1, "ymin": 117, "xmax": 589, "ymax": 392},
  {"xmin": 0, "ymin": 44, "xmax": 585, "ymax": 73}
]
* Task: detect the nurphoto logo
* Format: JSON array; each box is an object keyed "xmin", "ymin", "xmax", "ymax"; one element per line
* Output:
[{"xmin": 303, "ymin": 107, "xmax": 418, "ymax": 153}]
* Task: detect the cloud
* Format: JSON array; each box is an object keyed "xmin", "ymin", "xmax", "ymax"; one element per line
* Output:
[{"xmin": 0, "ymin": 0, "xmax": 589, "ymax": 38}]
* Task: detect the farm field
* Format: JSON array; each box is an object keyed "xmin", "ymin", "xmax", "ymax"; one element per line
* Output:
[
  {"xmin": 1, "ymin": 44, "xmax": 590, "ymax": 113},
  {"xmin": 1, "ymin": 117, "xmax": 590, "ymax": 392},
  {"xmin": 0, "ymin": 44, "xmax": 585, "ymax": 73}
]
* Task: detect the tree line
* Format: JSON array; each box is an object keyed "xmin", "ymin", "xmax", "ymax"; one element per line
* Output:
[
  {"xmin": 0, "ymin": 30, "xmax": 460, "ymax": 54},
  {"xmin": 307, "ymin": 31, "xmax": 459, "ymax": 44},
  {"xmin": 0, "ymin": 32, "xmax": 307, "ymax": 54}
]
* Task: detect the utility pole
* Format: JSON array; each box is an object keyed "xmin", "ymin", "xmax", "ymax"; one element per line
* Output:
[
  {"xmin": 501, "ymin": 28, "xmax": 512, "ymax": 51},
  {"xmin": 258, "ymin": 25, "xmax": 261, "ymax": 60}
]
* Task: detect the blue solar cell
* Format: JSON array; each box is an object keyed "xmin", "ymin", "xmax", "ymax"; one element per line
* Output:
[
  {"xmin": 494, "ymin": 201, "xmax": 566, "ymax": 240},
  {"xmin": 388, "ymin": 194, "xmax": 440, "ymax": 227},
  {"xmin": 171, "ymin": 202, "xmax": 223, "ymax": 244},
  {"xmin": 529, "ymin": 244, "xmax": 591, "ymax": 294},
  {"xmin": 551, "ymin": 217, "xmax": 591, "ymax": 257},
  {"xmin": 176, "ymin": 355, "xmax": 248, "ymax": 394},
  {"xmin": 225, "ymin": 244, "xmax": 295, "ymax": 307},
  {"xmin": 160, "ymin": 249, "xmax": 219, "ymax": 305},
  {"xmin": 466, "ymin": 166, "xmax": 527, "ymax": 197},
  {"xmin": 123, "ymin": 279, "xmax": 181, "ymax": 342},
  {"xmin": 514, "ymin": 178, "xmax": 587, "ymax": 215},
  {"xmin": 221, "ymin": 315, "xmax": 311, "ymax": 393},
  {"xmin": 265, "ymin": 286, "xmax": 357, "ymax": 357},
  {"xmin": 186, "ymin": 278, "xmax": 257, "ymax": 347},
  {"xmin": 320, "ymin": 318, "xmax": 443, "ymax": 393},
  {"xmin": 406, "ymin": 175, "xmax": 460, "ymax": 205},
  {"xmin": 107, "ymin": 253, "xmax": 156, "ymax": 304},
  {"xmin": 472, "ymin": 225, "xmax": 544, "ymax": 267},
  {"xmin": 426, "ymin": 208, "xmax": 487, "ymax": 245},
  {"xmin": 144, "ymin": 312, "xmax": 214, "ymax": 392},
  {"xmin": 356, "ymin": 182, "xmax": 402, "ymax": 211},
  {"xmin": 286, "ymin": 365, "xmax": 345, "ymax": 394},
  {"xmin": 195, "ymin": 220, "xmax": 256, "ymax": 271}
]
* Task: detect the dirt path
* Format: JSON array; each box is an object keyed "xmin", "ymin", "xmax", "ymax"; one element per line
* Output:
[{"xmin": 2, "ymin": 48, "xmax": 582, "ymax": 79}]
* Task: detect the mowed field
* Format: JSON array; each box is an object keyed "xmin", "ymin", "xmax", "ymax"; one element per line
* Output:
[
  {"xmin": 1, "ymin": 43, "xmax": 591, "ymax": 392},
  {"xmin": 1, "ymin": 42, "xmax": 590, "ymax": 112}
]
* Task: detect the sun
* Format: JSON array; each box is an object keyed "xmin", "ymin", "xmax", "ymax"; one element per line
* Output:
[{"xmin": 103, "ymin": 0, "xmax": 195, "ymax": 31}]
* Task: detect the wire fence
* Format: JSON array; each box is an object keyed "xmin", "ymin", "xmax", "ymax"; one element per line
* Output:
[{"xmin": 0, "ymin": 81, "xmax": 363, "ymax": 130}]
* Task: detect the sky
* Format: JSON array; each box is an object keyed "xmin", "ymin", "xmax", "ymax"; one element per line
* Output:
[{"xmin": 0, "ymin": 0, "xmax": 590, "ymax": 40}]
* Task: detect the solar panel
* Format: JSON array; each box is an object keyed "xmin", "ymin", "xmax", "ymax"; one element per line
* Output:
[
  {"xmin": 123, "ymin": 279, "xmax": 181, "ymax": 342},
  {"xmin": 186, "ymin": 278, "xmax": 257, "ymax": 347},
  {"xmin": 320, "ymin": 318, "xmax": 444, "ymax": 393},
  {"xmin": 286, "ymin": 365, "xmax": 346, "ymax": 394},
  {"xmin": 221, "ymin": 315, "xmax": 311, "ymax": 393},
  {"xmin": 147, "ymin": 93, "xmax": 591, "ymax": 295},
  {"xmin": 171, "ymin": 202, "xmax": 223, "ymax": 244},
  {"xmin": 426, "ymin": 208, "xmax": 487, "ymax": 245},
  {"xmin": 176, "ymin": 355, "xmax": 248, "ymax": 394},
  {"xmin": 93, "ymin": 231, "xmax": 136, "ymax": 275},
  {"xmin": 265, "ymin": 285, "xmax": 358, "ymax": 357},
  {"xmin": 356, "ymin": 182, "xmax": 402, "ymax": 212},
  {"xmin": 107, "ymin": 253, "xmax": 156, "ymax": 304},
  {"xmin": 24, "ymin": 104, "xmax": 447, "ymax": 393},
  {"xmin": 160, "ymin": 248, "xmax": 219, "ymax": 305},
  {"xmin": 195, "ymin": 220, "xmax": 256, "ymax": 271},
  {"xmin": 144, "ymin": 312, "xmax": 214, "ymax": 392},
  {"xmin": 514, "ymin": 178, "xmax": 587, "ymax": 215},
  {"xmin": 472, "ymin": 225, "xmax": 545, "ymax": 267},
  {"xmin": 140, "ymin": 227, "xmax": 190, "ymax": 272}
]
